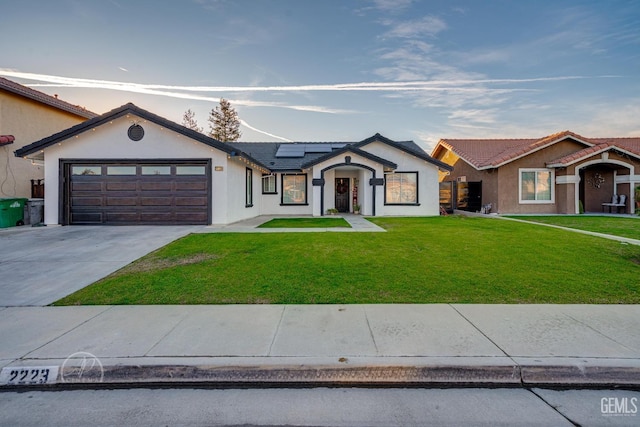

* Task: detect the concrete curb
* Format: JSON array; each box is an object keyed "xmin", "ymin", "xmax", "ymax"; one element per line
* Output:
[{"xmin": 5, "ymin": 363, "xmax": 640, "ymax": 390}]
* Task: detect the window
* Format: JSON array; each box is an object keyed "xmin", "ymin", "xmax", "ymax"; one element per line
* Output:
[
  {"xmin": 107, "ymin": 166, "xmax": 136, "ymax": 175},
  {"xmin": 141, "ymin": 166, "xmax": 171, "ymax": 175},
  {"xmin": 519, "ymin": 169, "xmax": 554, "ymax": 203},
  {"xmin": 281, "ymin": 174, "xmax": 307, "ymax": 205},
  {"xmin": 385, "ymin": 172, "xmax": 418, "ymax": 204},
  {"xmin": 72, "ymin": 166, "xmax": 101, "ymax": 175},
  {"xmin": 246, "ymin": 168, "xmax": 253, "ymax": 207},
  {"xmin": 176, "ymin": 166, "xmax": 206, "ymax": 175},
  {"xmin": 262, "ymin": 174, "xmax": 277, "ymax": 194}
]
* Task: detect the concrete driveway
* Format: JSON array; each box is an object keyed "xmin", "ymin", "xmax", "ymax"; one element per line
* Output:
[{"xmin": 0, "ymin": 225, "xmax": 203, "ymax": 306}]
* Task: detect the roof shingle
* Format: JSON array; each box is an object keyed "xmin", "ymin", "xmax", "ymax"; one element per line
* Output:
[{"xmin": 0, "ymin": 77, "xmax": 97, "ymax": 119}]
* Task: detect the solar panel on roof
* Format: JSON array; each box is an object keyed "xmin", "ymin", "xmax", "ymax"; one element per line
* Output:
[
  {"xmin": 275, "ymin": 145, "xmax": 305, "ymax": 158},
  {"xmin": 304, "ymin": 143, "xmax": 333, "ymax": 153}
]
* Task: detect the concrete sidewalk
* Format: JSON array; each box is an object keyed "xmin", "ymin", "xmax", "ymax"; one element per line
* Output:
[{"xmin": 2, "ymin": 304, "xmax": 639, "ymax": 388}]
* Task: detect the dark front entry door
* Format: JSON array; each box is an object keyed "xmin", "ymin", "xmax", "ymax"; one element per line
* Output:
[{"xmin": 335, "ymin": 178, "xmax": 350, "ymax": 212}]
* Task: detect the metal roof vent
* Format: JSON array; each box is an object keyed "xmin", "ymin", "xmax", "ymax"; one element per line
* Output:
[{"xmin": 128, "ymin": 124, "xmax": 144, "ymax": 141}]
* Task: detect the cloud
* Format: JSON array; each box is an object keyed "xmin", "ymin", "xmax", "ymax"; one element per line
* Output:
[
  {"xmin": 0, "ymin": 68, "xmax": 619, "ymax": 132},
  {"xmin": 118, "ymin": 67, "xmax": 128, "ymax": 72},
  {"xmin": 0, "ymin": 70, "xmax": 354, "ymax": 114},
  {"xmin": 382, "ymin": 15, "xmax": 447, "ymax": 39},
  {"xmin": 372, "ymin": 0, "xmax": 414, "ymax": 12}
]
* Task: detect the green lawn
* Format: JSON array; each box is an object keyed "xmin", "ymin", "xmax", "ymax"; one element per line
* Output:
[
  {"xmin": 508, "ymin": 216, "xmax": 640, "ymax": 241},
  {"xmin": 258, "ymin": 217, "xmax": 350, "ymax": 228},
  {"xmin": 54, "ymin": 216, "xmax": 640, "ymax": 305}
]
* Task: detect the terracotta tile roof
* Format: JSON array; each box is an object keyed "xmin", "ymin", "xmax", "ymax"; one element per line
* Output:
[
  {"xmin": 0, "ymin": 135, "xmax": 15, "ymax": 146},
  {"xmin": 436, "ymin": 130, "xmax": 596, "ymax": 169},
  {"xmin": 0, "ymin": 77, "xmax": 97, "ymax": 119},
  {"xmin": 547, "ymin": 137, "xmax": 640, "ymax": 166}
]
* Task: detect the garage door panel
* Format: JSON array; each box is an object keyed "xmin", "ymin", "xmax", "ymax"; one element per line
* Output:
[
  {"xmin": 140, "ymin": 212, "xmax": 174, "ymax": 222},
  {"xmin": 106, "ymin": 182, "xmax": 137, "ymax": 191},
  {"xmin": 106, "ymin": 197, "xmax": 138, "ymax": 206},
  {"xmin": 106, "ymin": 212, "xmax": 140, "ymax": 222},
  {"xmin": 68, "ymin": 162, "xmax": 210, "ymax": 225},
  {"xmin": 71, "ymin": 212, "xmax": 103, "ymax": 224},
  {"xmin": 175, "ymin": 181, "xmax": 207, "ymax": 191},
  {"xmin": 176, "ymin": 197, "xmax": 208, "ymax": 206},
  {"xmin": 176, "ymin": 212, "xmax": 208, "ymax": 222},
  {"xmin": 140, "ymin": 182, "xmax": 172, "ymax": 191},
  {"xmin": 71, "ymin": 197, "xmax": 103, "ymax": 207},
  {"xmin": 141, "ymin": 197, "xmax": 173, "ymax": 206},
  {"xmin": 71, "ymin": 182, "xmax": 103, "ymax": 191}
]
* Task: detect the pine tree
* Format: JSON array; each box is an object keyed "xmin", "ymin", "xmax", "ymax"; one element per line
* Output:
[
  {"xmin": 181, "ymin": 108, "xmax": 203, "ymax": 133},
  {"xmin": 208, "ymin": 98, "xmax": 241, "ymax": 142}
]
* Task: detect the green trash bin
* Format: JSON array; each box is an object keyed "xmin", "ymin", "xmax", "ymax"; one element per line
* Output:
[{"xmin": 0, "ymin": 198, "xmax": 28, "ymax": 228}]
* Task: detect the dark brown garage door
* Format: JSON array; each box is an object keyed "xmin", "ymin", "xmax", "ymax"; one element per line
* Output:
[{"xmin": 64, "ymin": 161, "xmax": 210, "ymax": 225}]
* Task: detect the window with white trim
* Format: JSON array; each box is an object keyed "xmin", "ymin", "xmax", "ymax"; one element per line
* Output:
[
  {"xmin": 281, "ymin": 174, "xmax": 307, "ymax": 205},
  {"xmin": 519, "ymin": 168, "xmax": 554, "ymax": 203},
  {"xmin": 262, "ymin": 174, "xmax": 277, "ymax": 194}
]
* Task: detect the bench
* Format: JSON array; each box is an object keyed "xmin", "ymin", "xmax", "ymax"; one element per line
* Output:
[{"xmin": 602, "ymin": 194, "xmax": 627, "ymax": 213}]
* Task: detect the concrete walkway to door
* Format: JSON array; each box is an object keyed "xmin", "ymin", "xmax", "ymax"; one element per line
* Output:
[{"xmin": 201, "ymin": 214, "xmax": 386, "ymax": 233}]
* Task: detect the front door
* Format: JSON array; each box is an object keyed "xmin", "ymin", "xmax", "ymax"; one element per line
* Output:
[{"xmin": 335, "ymin": 178, "xmax": 349, "ymax": 212}]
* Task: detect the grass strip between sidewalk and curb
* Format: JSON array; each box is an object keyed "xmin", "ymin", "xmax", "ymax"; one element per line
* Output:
[{"xmin": 54, "ymin": 216, "xmax": 640, "ymax": 305}]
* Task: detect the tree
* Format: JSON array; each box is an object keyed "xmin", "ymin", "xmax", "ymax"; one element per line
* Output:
[
  {"xmin": 181, "ymin": 108, "xmax": 203, "ymax": 133},
  {"xmin": 208, "ymin": 98, "xmax": 241, "ymax": 142}
]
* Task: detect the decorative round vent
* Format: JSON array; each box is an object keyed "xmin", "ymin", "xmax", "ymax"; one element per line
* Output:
[{"xmin": 128, "ymin": 124, "xmax": 144, "ymax": 141}]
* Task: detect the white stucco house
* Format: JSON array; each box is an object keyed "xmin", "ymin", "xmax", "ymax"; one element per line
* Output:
[{"xmin": 15, "ymin": 103, "xmax": 452, "ymax": 225}]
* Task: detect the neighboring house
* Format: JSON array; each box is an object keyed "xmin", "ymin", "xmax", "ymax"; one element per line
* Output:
[
  {"xmin": 432, "ymin": 131, "xmax": 640, "ymax": 214},
  {"xmin": 16, "ymin": 103, "xmax": 452, "ymax": 225},
  {"xmin": 0, "ymin": 77, "xmax": 97, "ymax": 198}
]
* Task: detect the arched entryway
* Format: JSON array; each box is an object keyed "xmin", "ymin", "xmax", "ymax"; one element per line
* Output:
[
  {"xmin": 576, "ymin": 158, "xmax": 634, "ymax": 213},
  {"xmin": 318, "ymin": 161, "xmax": 381, "ymax": 216}
]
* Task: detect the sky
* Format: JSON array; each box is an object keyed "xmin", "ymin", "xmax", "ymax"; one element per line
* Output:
[{"xmin": 1, "ymin": 0, "xmax": 639, "ymax": 151}]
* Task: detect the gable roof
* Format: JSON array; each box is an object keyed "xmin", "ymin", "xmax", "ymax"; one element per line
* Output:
[
  {"xmin": 301, "ymin": 145, "xmax": 398, "ymax": 169},
  {"xmin": 434, "ymin": 130, "xmax": 598, "ymax": 170},
  {"xmin": 354, "ymin": 133, "xmax": 452, "ymax": 171},
  {"xmin": 0, "ymin": 77, "xmax": 97, "ymax": 119},
  {"xmin": 14, "ymin": 101, "xmax": 449, "ymax": 174},
  {"xmin": 230, "ymin": 133, "xmax": 452, "ymax": 172},
  {"xmin": 14, "ymin": 103, "xmax": 269, "ymax": 170},
  {"xmin": 0, "ymin": 135, "xmax": 15, "ymax": 146},
  {"xmin": 547, "ymin": 137, "xmax": 640, "ymax": 167}
]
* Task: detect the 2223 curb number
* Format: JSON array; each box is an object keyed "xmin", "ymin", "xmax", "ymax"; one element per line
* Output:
[{"xmin": 0, "ymin": 366, "xmax": 59, "ymax": 385}]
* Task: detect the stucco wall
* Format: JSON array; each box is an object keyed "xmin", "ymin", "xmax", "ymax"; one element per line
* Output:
[
  {"xmin": 42, "ymin": 114, "xmax": 230, "ymax": 224},
  {"xmin": 0, "ymin": 92, "xmax": 89, "ymax": 198},
  {"xmin": 256, "ymin": 172, "xmax": 313, "ymax": 216},
  {"xmin": 496, "ymin": 140, "xmax": 584, "ymax": 214},
  {"xmin": 360, "ymin": 141, "xmax": 442, "ymax": 216}
]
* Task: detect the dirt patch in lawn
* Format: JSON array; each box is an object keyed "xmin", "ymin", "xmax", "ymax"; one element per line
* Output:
[{"xmin": 118, "ymin": 253, "xmax": 219, "ymax": 275}]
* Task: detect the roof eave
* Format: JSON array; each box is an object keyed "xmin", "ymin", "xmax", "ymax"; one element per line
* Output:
[
  {"xmin": 14, "ymin": 103, "xmax": 270, "ymax": 170},
  {"xmin": 300, "ymin": 146, "xmax": 398, "ymax": 169},
  {"xmin": 359, "ymin": 133, "xmax": 453, "ymax": 171}
]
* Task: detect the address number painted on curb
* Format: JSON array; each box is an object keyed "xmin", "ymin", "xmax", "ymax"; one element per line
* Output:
[{"xmin": 0, "ymin": 366, "xmax": 59, "ymax": 385}]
